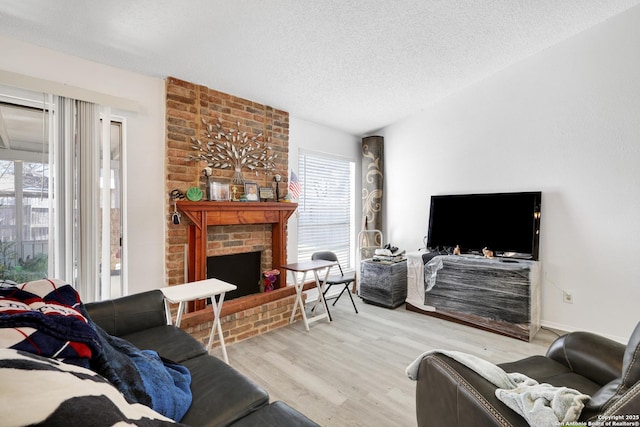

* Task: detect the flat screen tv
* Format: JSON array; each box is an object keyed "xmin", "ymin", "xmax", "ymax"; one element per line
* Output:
[{"xmin": 426, "ymin": 191, "xmax": 541, "ymax": 260}]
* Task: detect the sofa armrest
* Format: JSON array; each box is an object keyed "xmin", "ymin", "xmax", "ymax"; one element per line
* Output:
[
  {"xmin": 415, "ymin": 354, "xmax": 529, "ymax": 427},
  {"xmin": 83, "ymin": 290, "xmax": 167, "ymax": 337},
  {"xmin": 546, "ymin": 331, "xmax": 625, "ymax": 386}
]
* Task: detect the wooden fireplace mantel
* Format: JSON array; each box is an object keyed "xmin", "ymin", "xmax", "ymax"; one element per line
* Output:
[{"xmin": 176, "ymin": 201, "xmax": 298, "ymax": 285}]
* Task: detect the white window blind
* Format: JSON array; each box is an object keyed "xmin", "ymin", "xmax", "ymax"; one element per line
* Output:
[{"xmin": 297, "ymin": 151, "xmax": 355, "ymax": 271}]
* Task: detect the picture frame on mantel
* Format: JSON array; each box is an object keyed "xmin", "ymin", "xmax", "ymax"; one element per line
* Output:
[
  {"xmin": 244, "ymin": 182, "xmax": 259, "ymax": 201},
  {"xmin": 209, "ymin": 179, "xmax": 230, "ymax": 201},
  {"xmin": 259, "ymin": 187, "xmax": 274, "ymax": 201}
]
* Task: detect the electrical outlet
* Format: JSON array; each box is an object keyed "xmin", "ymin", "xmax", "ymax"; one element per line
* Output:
[{"xmin": 563, "ymin": 290, "xmax": 574, "ymax": 304}]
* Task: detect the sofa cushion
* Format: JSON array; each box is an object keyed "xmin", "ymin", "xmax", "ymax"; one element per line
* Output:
[
  {"xmin": 231, "ymin": 401, "xmax": 320, "ymax": 427},
  {"xmin": 547, "ymin": 331, "xmax": 625, "ymax": 386},
  {"xmin": 84, "ymin": 290, "xmax": 167, "ymax": 337},
  {"xmin": 179, "ymin": 354, "xmax": 269, "ymax": 427},
  {"xmin": 122, "ymin": 325, "xmax": 207, "ymax": 363},
  {"xmin": 499, "ymin": 355, "xmax": 602, "ymax": 396},
  {"xmin": 0, "ymin": 348, "xmax": 185, "ymax": 426}
]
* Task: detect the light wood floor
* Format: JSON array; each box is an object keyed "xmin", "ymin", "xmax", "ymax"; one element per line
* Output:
[{"xmin": 216, "ymin": 298, "xmax": 561, "ymax": 427}]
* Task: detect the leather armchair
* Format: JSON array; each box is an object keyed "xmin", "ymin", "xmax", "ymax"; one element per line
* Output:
[{"xmin": 414, "ymin": 322, "xmax": 640, "ymax": 426}]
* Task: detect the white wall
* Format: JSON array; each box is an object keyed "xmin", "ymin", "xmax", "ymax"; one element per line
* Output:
[
  {"xmin": 287, "ymin": 117, "xmax": 362, "ymax": 264},
  {"xmin": 0, "ymin": 36, "xmax": 167, "ymax": 296},
  {"xmin": 381, "ymin": 6, "xmax": 640, "ymax": 341}
]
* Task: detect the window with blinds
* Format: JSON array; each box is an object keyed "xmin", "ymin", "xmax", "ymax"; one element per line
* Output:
[{"xmin": 297, "ymin": 150, "xmax": 355, "ymax": 271}]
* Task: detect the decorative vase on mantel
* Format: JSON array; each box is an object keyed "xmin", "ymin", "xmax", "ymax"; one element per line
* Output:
[{"xmin": 230, "ymin": 168, "xmax": 245, "ymax": 201}]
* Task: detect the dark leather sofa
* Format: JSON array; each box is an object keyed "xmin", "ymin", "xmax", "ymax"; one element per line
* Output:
[
  {"xmin": 84, "ymin": 289, "xmax": 318, "ymax": 427},
  {"xmin": 414, "ymin": 322, "xmax": 640, "ymax": 426}
]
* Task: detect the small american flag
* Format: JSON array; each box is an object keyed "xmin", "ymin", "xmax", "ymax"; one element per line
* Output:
[{"xmin": 288, "ymin": 170, "xmax": 301, "ymax": 199}]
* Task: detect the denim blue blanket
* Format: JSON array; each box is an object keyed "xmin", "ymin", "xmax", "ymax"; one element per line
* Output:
[
  {"xmin": 0, "ymin": 279, "xmax": 192, "ymax": 422},
  {"xmin": 89, "ymin": 323, "xmax": 192, "ymax": 422}
]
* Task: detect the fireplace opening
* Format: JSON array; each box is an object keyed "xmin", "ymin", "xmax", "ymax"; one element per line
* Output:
[{"xmin": 207, "ymin": 251, "xmax": 261, "ymax": 300}]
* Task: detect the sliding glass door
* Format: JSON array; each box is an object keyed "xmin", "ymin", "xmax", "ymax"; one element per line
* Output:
[
  {"xmin": 0, "ymin": 90, "xmax": 50, "ymax": 282},
  {"xmin": 0, "ymin": 84, "xmax": 125, "ymax": 301},
  {"xmin": 101, "ymin": 119, "xmax": 124, "ymax": 299}
]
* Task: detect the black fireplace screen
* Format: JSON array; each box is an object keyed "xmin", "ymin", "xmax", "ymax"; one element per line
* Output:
[{"xmin": 207, "ymin": 251, "xmax": 261, "ymax": 300}]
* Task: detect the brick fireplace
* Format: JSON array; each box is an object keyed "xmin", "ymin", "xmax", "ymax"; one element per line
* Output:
[
  {"xmin": 165, "ymin": 77, "xmax": 304, "ymax": 347},
  {"xmin": 165, "ymin": 77, "xmax": 290, "ymax": 285},
  {"xmin": 177, "ymin": 200, "xmax": 297, "ymax": 307}
]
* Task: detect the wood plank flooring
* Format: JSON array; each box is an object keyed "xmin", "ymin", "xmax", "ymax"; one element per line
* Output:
[{"xmin": 215, "ymin": 298, "xmax": 561, "ymax": 427}]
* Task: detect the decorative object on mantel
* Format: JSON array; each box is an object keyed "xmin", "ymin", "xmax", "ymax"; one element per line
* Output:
[
  {"xmin": 202, "ymin": 167, "xmax": 213, "ymax": 200},
  {"xmin": 170, "ymin": 189, "xmax": 185, "ymax": 200},
  {"xmin": 453, "ymin": 245, "xmax": 461, "ymax": 255},
  {"xmin": 273, "ymin": 174, "xmax": 282, "ymax": 201},
  {"xmin": 186, "ymin": 186, "xmax": 203, "ymax": 202},
  {"xmin": 209, "ymin": 180, "xmax": 230, "ymax": 201},
  {"xmin": 187, "ymin": 118, "xmax": 278, "ymax": 184},
  {"xmin": 229, "ymin": 162, "xmax": 245, "ymax": 202},
  {"xmin": 259, "ymin": 186, "xmax": 274, "ymax": 201},
  {"xmin": 288, "ymin": 170, "xmax": 301, "ymax": 200},
  {"xmin": 229, "ymin": 182, "xmax": 241, "ymax": 201},
  {"xmin": 244, "ymin": 182, "xmax": 259, "ymax": 201}
]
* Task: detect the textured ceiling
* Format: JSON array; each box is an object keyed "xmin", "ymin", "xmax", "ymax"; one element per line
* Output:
[{"xmin": 0, "ymin": 0, "xmax": 639, "ymax": 135}]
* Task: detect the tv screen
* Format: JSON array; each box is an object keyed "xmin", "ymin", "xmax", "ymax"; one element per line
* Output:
[{"xmin": 426, "ymin": 191, "xmax": 541, "ymax": 260}]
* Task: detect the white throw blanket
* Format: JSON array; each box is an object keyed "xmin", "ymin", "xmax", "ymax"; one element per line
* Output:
[{"xmin": 406, "ymin": 350, "xmax": 591, "ymax": 427}]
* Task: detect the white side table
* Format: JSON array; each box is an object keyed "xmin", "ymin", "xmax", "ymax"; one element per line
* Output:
[
  {"xmin": 282, "ymin": 259, "xmax": 336, "ymax": 331},
  {"xmin": 161, "ymin": 278, "xmax": 237, "ymax": 363}
]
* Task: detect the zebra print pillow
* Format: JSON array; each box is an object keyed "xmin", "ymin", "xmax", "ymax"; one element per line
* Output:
[{"xmin": 0, "ymin": 348, "xmax": 185, "ymax": 426}]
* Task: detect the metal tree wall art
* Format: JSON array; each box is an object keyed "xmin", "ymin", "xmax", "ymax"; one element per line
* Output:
[{"xmin": 187, "ymin": 118, "xmax": 278, "ymax": 178}]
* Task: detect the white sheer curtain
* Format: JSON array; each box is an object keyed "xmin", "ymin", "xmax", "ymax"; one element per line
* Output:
[
  {"xmin": 51, "ymin": 97, "xmax": 74, "ymax": 283},
  {"xmin": 51, "ymin": 98, "xmax": 103, "ymax": 301},
  {"xmin": 77, "ymin": 101, "xmax": 101, "ymax": 302}
]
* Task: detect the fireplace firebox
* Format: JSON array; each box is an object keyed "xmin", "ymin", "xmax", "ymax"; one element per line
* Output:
[{"xmin": 207, "ymin": 252, "xmax": 261, "ymax": 300}]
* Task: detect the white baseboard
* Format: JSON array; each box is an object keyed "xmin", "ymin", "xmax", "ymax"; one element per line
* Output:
[{"xmin": 541, "ymin": 320, "xmax": 628, "ymax": 344}]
